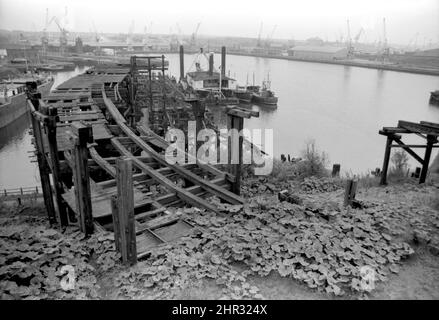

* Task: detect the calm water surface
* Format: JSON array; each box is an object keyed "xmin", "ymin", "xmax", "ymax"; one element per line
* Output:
[
  {"xmin": 1, "ymin": 56, "xmax": 439, "ymax": 189},
  {"xmin": 165, "ymin": 53, "xmax": 439, "ymax": 175},
  {"xmin": 0, "ymin": 66, "xmax": 90, "ymax": 189}
]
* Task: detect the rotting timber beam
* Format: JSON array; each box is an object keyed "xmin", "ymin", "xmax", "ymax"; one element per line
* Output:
[
  {"xmin": 379, "ymin": 121, "xmax": 439, "ymax": 185},
  {"xmin": 68, "ymin": 122, "xmax": 94, "ymax": 235},
  {"xmin": 102, "ymin": 89, "xmax": 243, "ymax": 205},
  {"xmin": 111, "ymin": 138, "xmax": 220, "ymax": 213},
  {"xmin": 41, "ymin": 105, "xmax": 69, "ymax": 226},
  {"xmin": 26, "ymin": 82, "xmax": 57, "ymax": 225},
  {"xmin": 111, "ymin": 157, "xmax": 137, "ymax": 264},
  {"xmin": 226, "ymin": 106, "xmax": 259, "ymax": 195},
  {"xmin": 419, "ymin": 135, "xmax": 438, "ymax": 183}
]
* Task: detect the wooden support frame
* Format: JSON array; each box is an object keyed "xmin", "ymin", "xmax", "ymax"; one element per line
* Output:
[
  {"xmin": 111, "ymin": 157, "xmax": 137, "ymax": 264},
  {"xmin": 226, "ymin": 106, "xmax": 259, "ymax": 195},
  {"xmin": 227, "ymin": 114, "xmax": 244, "ymax": 195},
  {"xmin": 70, "ymin": 122, "xmax": 94, "ymax": 235},
  {"xmin": 379, "ymin": 121, "xmax": 439, "ymax": 185},
  {"xmin": 42, "ymin": 106, "xmax": 69, "ymax": 226},
  {"xmin": 26, "ymin": 83, "xmax": 57, "ymax": 225},
  {"xmin": 344, "ymin": 179, "xmax": 358, "ymax": 207}
]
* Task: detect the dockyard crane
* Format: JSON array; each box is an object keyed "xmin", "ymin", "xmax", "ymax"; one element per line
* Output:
[
  {"xmin": 407, "ymin": 32, "xmax": 420, "ymax": 51},
  {"xmin": 190, "ymin": 22, "xmax": 201, "ymax": 47},
  {"xmin": 52, "ymin": 8, "xmax": 69, "ymax": 56},
  {"xmin": 142, "ymin": 24, "xmax": 149, "ymax": 51},
  {"xmin": 41, "ymin": 8, "xmax": 55, "ymax": 59},
  {"xmin": 175, "ymin": 23, "xmax": 183, "ymax": 45},
  {"xmin": 256, "ymin": 22, "xmax": 263, "ymax": 47},
  {"xmin": 127, "ymin": 20, "xmax": 135, "ymax": 51},
  {"xmin": 354, "ymin": 28, "xmax": 364, "ymax": 44},
  {"xmin": 346, "ymin": 19, "xmax": 354, "ymax": 59},
  {"xmin": 265, "ymin": 24, "xmax": 277, "ymax": 48},
  {"xmin": 380, "ymin": 18, "xmax": 390, "ymax": 62},
  {"xmin": 92, "ymin": 21, "xmax": 102, "ymax": 55}
]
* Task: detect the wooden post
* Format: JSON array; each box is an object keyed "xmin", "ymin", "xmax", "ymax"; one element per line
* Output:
[
  {"xmin": 111, "ymin": 157, "xmax": 137, "ymax": 264},
  {"xmin": 27, "ymin": 82, "xmax": 57, "ymax": 225},
  {"xmin": 344, "ymin": 179, "xmax": 358, "ymax": 207},
  {"xmin": 193, "ymin": 100, "xmax": 205, "ymax": 153},
  {"xmin": 227, "ymin": 114, "xmax": 244, "ymax": 195},
  {"xmin": 380, "ymin": 136, "xmax": 393, "ymax": 185},
  {"xmin": 419, "ymin": 135, "xmax": 436, "ymax": 183},
  {"xmin": 226, "ymin": 106, "xmax": 259, "ymax": 195},
  {"xmin": 71, "ymin": 122, "xmax": 94, "ymax": 235},
  {"xmin": 332, "ymin": 164, "xmax": 341, "ymax": 177},
  {"xmin": 44, "ymin": 107, "xmax": 69, "ymax": 226}
]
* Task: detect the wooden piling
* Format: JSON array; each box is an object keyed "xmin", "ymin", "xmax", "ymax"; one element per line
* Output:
[
  {"xmin": 227, "ymin": 114, "xmax": 244, "ymax": 195},
  {"xmin": 70, "ymin": 122, "xmax": 94, "ymax": 235},
  {"xmin": 419, "ymin": 135, "xmax": 436, "ymax": 183},
  {"xmin": 344, "ymin": 179, "xmax": 358, "ymax": 207},
  {"xmin": 332, "ymin": 164, "xmax": 341, "ymax": 177},
  {"xmin": 27, "ymin": 83, "xmax": 57, "ymax": 225},
  {"xmin": 44, "ymin": 106, "xmax": 69, "ymax": 226},
  {"xmin": 380, "ymin": 136, "xmax": 393, "ymax": 185},
  {"xmin": 111, "ymin": 157, "xmax": 137, "ymax": 264},
  {"xmin": 179, "ymin": 45, "xmax": 185, "ymax": 81}
]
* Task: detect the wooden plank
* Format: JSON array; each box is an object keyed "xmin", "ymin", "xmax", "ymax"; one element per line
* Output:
[
  {"xmin": 344, "ymin": 179, "xmax": 358, "ymax": 207},
  {"xmin": 380, "ymin": 136, "xmax": 393, "ymax": 185},
  {"xmin": 392, "ymin": 137, "xmax": 424, "ymax": 164},
  {"xmin": 111, "ymin": 196, "xmax": 121, "ymax": 253},
  {"xmin": 111, "ymin": 138, "xmax": 220, "ymax": 213},
  {"xmin": 137, "ymin": 125, "xmax": 228, "ymax": 178},
  {"xmin": 119, "ymin": 130, "xmax": 243, "ymax": 204},
  {"xmin": 70, "ymin": 122, "xmax": 94, "ymax": 235},
  {"xmin": 89, "ymin": 147, "xmax": 117, "ymax": 177},
  {"xmin": 114, "ymin": 157, "xmax": 137, "ymax": 264},
  {"xmin": 228, "ymin": 114, "xmax": 244, "ymax": 195},
  {"xmin": 420, "ymin": 121, "xmax": 439, "ymax": 129},
  {"xmin": 419, "ymin": 136, "xmax": 436, "ymax": 184},
  {"xmin": 102, "ymin": 92, "xmax": 242, "ymax": 205},
  {"xmin": 398, "ymin": 120, "xmax": 439, "ymax": 136},
  {"xmin": 27, "ymin": 94, "xmax": 57, "ymax": 225},
  {"xmin": 44, "ymin": 106, "xmax": 69, "ymax": 226}
]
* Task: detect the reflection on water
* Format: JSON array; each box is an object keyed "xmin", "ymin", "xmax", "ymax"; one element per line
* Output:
[
  {"xmin": 0, "ymin": 66, "xmax": 90, "ymax": 189},
  {"xmin": 1, "ymin": 56, "xmax": 439, "ymax": 188},
  {"xmin": 165, "ymin": 53, "xmax": 439, "ymax": 174},
  {"xmin": 0, "ymin": 113, "xmax": 39, "ymax": 189}
]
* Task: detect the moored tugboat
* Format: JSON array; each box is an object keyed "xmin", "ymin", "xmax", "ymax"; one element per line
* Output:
[
  {"xmin": 251, "ymin": 74, "xmax": 278, "ymax": 106},
  {"xmin": 233, "ymin": 85, "xmax": 253, "ymax": 103},
  {"xmin": 0, "ymin": 73, "xmax": 54, "ymax": 128}
]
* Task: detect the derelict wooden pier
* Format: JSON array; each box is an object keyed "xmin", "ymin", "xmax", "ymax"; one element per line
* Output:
[{"xmin": 26, "ymin": 56, "xmax": 257, "ymax": 263}]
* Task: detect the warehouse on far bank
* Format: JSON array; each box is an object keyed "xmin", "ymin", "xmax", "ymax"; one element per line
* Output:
[{"xmin": 287, "ymin": 46, "xmax": 348, "ymax": 60}]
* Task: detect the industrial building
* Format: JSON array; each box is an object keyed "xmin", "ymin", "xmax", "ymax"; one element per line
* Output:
[{"xmin": 288, "ymin": 46, "xmax": 348, "ymax": 60}]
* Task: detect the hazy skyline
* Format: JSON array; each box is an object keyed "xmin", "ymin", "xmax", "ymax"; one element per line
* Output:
[{"xmin": 0, "ymin": 0, "xmax": 438, "ymax": 45}]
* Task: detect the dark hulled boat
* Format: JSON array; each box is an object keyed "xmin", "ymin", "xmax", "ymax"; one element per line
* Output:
[
  {"xmin": 0, "ymin": 74, "xmax": 54, "ymax": 128},
  {"xmin": 250, "ymin": 77, "xmax": 278, "ymax": 106}
]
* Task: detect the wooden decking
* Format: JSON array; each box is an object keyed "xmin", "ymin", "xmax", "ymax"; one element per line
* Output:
[
  {"xmin": 27, "ymin": 65, "xmax": 245, "ymax": 260},
  {"xmin": 379, "ymin": 120, "xmax": 439, "ymax": 184}
]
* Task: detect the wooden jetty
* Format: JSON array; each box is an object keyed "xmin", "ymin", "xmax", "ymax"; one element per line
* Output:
[
  {"xmin": 379, "ymin": 120, "xmax": 439, "ymax": 184},
  {"xmin": 26, "ymin": 55, "xmax": 259, "ymax": 263}
]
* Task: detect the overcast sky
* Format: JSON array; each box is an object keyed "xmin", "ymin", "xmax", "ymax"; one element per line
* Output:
[{"xmin": 0, "ymin": 0, "xmax": 438, "ymax": 45}]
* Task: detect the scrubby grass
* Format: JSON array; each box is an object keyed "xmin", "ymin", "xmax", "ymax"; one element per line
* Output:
[{"xmin": 269, "ymin": 140, "xmax": 330, "ymax": 181}]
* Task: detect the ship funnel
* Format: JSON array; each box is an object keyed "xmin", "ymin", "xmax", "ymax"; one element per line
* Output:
[
  {"xmin": 221, "ymin": 46, "xmax": 226, "ymax": 77},
  {"xmin": 208, "ymin": 53, "xmax": 214, "ymax": 75},
  {"xmin": 179, "ymin": 45, "xmax": 184, "ymax": 80}
]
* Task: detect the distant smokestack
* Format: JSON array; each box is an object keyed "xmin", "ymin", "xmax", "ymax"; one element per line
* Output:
[
  {"xmin": 221, "ymin": 46, "xmax": 226, "ymax": 77},
  {"xmin": 179, "ymin": 45, "xmax": 184, "ymax": 80},
  {"xmin": 208, "ymin": 53, "xmax": 214, "ymax": 75}
]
